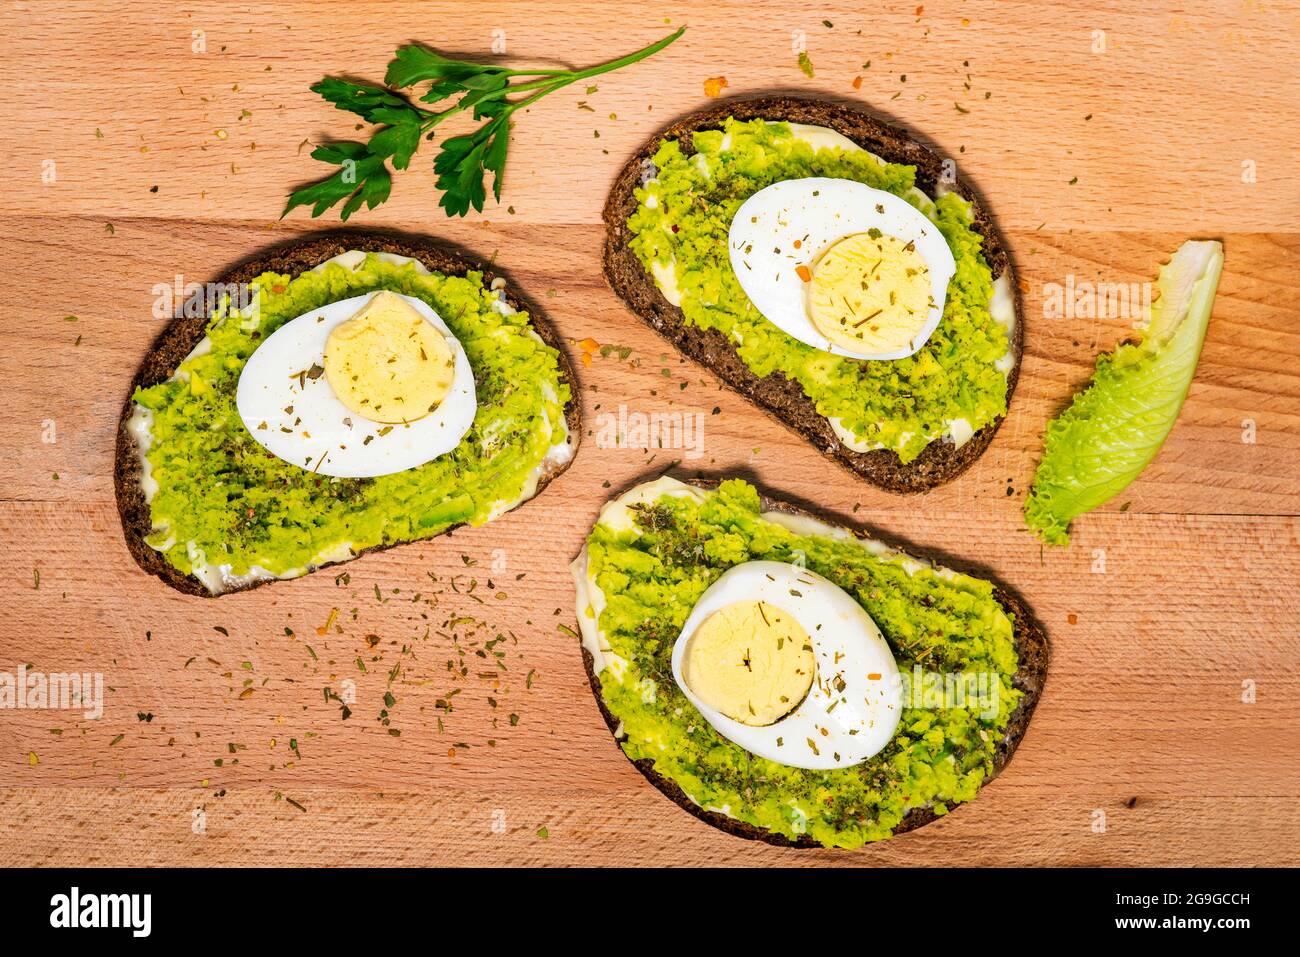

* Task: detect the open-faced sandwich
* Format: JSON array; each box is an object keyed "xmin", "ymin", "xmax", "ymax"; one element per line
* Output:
[
  {"xmin": 116, "ymin": 234, "xmax": 578, "ymax": 595},
  {"xmin": 571, "ymin": 476, "xmax": 1046, "ymax": 848},
  {"xmin": 604, "ymin": 97, "xmax": 1020, "ymax": 491}
]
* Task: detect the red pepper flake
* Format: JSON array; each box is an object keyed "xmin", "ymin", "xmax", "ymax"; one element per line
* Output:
[
  {"xmin": 795, "ymin": 264, "xmax": 812, "ymax": 282},
  {"xmin": 1067, "ymin": 613, "xmax": 1078, "ymax": 625},
  {"xmin": 703, "ymin": 76, "xmax": 728, "ymax": 98},
  {"xmin": 575, "ymin": 337, "xmax": 600, "ymax": 368},
  {"xmin": 852, "ymin": 75, "xmax": 863, "ymax": 90}
]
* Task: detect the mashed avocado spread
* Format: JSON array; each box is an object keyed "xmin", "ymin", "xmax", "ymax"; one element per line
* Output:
[
  {"xmin": 578, "ymin": 478, "xmax": 1021, "ymax": 848},
  {"xmin": 132, "ymin": 254, "xmax": 570, "ymax": 588},
  {"xmin": 627, "ymin": 118, "xmax": 1009, "ymax": 462}
]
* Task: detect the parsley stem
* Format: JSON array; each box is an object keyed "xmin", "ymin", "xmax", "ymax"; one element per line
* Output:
[
  {"xmin": 509, "ymin": 78, "xmax": 574, "ymax": 110},
  {"xmin": 424, "ymin": 26, "xmax": 683, "ymax": 131},
  {"xmin": 505, "ymin": 26, "xmax": 684, "ymax": 96},
  {"xmin": 420, "ymin": 104, "xmax": 465, "ymax": 131}
]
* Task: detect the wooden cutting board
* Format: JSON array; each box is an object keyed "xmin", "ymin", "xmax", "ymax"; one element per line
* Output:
[{"xmin": 0, "ymin": 0, "xmax": 1296, "ymax": 866}]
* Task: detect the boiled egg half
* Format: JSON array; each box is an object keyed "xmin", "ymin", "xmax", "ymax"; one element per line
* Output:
[
  {"xmin": 235, "ymin": 291, "xmax": 476, "ymax": 478},
  {"xmin": 671, "ymin": 560, "xmax": 901, "ymax": 770},
  {"xmin": 728, "ymin": 177, "xmax": 956, "ymax": 361}
]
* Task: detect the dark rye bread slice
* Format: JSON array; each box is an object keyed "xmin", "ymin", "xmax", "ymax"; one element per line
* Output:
[
  {"xmin": 115, "ymin": 231, "xmax": 582, "ymax": 597},
  {"xmin": 603, "ymin": 96, "xmax": 1023, "ymax": 493},
  {"xmin": 576, "ymin": 475, "xmax": 1048, "ymax": 848}
]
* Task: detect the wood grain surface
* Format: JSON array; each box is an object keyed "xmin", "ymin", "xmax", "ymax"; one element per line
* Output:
[{"xmin": 0, "ymin": 0, "xmax": 1297, "ymax": 867}]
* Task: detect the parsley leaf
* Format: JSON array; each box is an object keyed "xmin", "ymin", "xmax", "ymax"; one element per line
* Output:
[
  {"xmin": 284, "ymin": 26, "xmax": 684, "ymax": 219},
  {"xmin": 283, "ymin": 143, "xmax": 391, "ymax": 221}
]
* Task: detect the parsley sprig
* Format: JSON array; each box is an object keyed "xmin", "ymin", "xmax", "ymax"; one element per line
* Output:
[{"xmin": 284, "ymin": 27, "xmax": 684, "ymax": 220}]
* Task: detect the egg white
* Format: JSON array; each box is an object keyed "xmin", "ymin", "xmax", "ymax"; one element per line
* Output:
[
  {"xmin": 728, "ymin": 177, "xmax": 956, "ymax": 361},
  {"xmin": 670, "ymin": 560, "xmax": 901, "ymax": 770},
  {"xmin": 235, "ymin": 291, "xmax": 477, "ymax": 478}
]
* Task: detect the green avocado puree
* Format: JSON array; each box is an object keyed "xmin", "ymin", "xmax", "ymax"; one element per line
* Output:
[
  {"xmin": 133, "ymin": 254, "xmax": 570, "ymax": 583},
  {"xmin": 583, "ymin": 479, "xmax": 1021, "ymax": 848},
  {"xmin": 627, "ymin": 118, "xmax": 1008, "ymax": 462}
]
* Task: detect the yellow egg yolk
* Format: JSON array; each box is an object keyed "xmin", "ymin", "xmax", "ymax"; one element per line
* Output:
[
  {"xmin": 681, "ymin": 600, "xmax": 815, "ymax": 726},
  {"xmin": 805, "ymin": 231, "xmax": 933, "ymax": 354},
  {"xmin": 323, "ymin": 291, "xmax": 455, "ymax": 423}
]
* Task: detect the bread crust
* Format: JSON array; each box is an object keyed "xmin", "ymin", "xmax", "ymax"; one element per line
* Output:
[
  {"xmin": 114, "ymin": 231, "xmax": 582, "ymax": 596},
  {"xmin": 602, "ymin": 96, "xmax": 1023, "ymax": 493},
  {"xmin": 576, "ymin": 475, "xmax": 1049, "ymax": 848}
]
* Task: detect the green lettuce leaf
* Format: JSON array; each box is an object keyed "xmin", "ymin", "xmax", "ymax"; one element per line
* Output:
[{"xmin": 1024, "ymin": 240, "xmax": 1224, "ymax": 544}]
